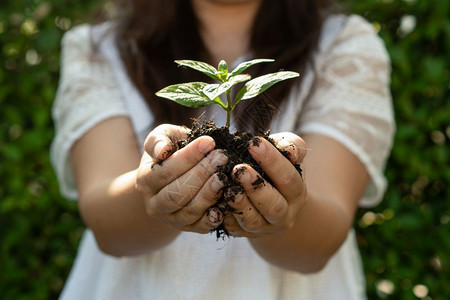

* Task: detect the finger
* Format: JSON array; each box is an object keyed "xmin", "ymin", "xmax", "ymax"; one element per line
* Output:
[
  {"xmin": 143, "ymin": 136, "xmax": 217, "ymax": 193},
  {"xmin": 148, "ymin": 150, "xmax": 228, "ymax": 213},
  {"xmin": 135, "ymin": 152, "xmax": 157, "ymax": 194},
  {"xmin": 248, "ymin": 137, "xmax": 304, "ymax": 203},
  {"xmin": 183, "ymin": 206, "xmax": 224, "ymax": 234},
  {"xmin": 172, "ymin": 172, "xmax": 227, "ymax": 226},
  {"xmin": 224, "ymin": 186, "xmax": 269, "ymax": 233},
  {"xmin": 268, "ymin": 132, "xmax": 307, "ymax": 164},
  {"xmin": 232, "ymin": 164, "xmax": 289, "ymax": 225},
  {"xmin": 223, "ymin": 215, "xmax": 250, "ymax": 237},
  {"xmin": 144, "ymin": 124, "xmax": 190, "ymax": 161}
]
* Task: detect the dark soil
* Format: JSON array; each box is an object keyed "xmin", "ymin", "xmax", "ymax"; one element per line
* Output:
[{"xmin": 177, "ymin": 120, "xmax": 302, "ymax": 239}]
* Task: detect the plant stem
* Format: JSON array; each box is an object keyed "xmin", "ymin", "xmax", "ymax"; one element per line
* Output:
[{"xmin": 226, "ymin": 91, "xmax": 231, "ymax": 127}]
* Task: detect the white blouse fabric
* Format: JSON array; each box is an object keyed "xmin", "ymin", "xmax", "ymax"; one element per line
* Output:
[{"xmin": 51, "ymin": 14, "xmax": 395, "ymax": 300}]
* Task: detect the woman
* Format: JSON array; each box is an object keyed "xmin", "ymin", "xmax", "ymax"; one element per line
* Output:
[{"xmin": 51, "ymin": 0, "xmax": 395, "ymax": 298}]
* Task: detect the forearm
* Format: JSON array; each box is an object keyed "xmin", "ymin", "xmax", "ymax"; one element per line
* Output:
[
  {"xmin": 249, "ymin": 191, "xmax": 353, "ymax": 273},
  {"xmin": 79, "ymin": 169, "xmax": 180, "ymax": 257}
]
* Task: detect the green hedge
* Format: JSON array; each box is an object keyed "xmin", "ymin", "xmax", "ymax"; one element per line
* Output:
[
  {"xmin": 343, "ymin": 0, "xmax": 450, "ymax": 299},
  {"xmin": 1, "ymin": 0, "xmax": 448, "ymax": 299},
  {"xmin": 0, "ymin": 1, "xmax": 99, "ymax": 298}
]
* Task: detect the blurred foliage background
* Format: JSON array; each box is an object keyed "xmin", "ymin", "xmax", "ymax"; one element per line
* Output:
[{"xmin": 0, "ymin": 0, "xmax": 448, "ymax": 299}]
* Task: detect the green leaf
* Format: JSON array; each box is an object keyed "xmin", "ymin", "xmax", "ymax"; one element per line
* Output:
[
  {"xmin": 228, "ymin": 59, "xmax": 274, "ymax": 79},
  {"xmin": 155, "ymin": 82, "xmax": 215, "ymax": 108},
  {"xmin": 203, "ymin": 74, "xmax": 251, "ymax": 101},
  {"xmin": 175, "ymin": 60, "xmax": 220, "ymax": 81},
  {"xmin": 217, "ymin": 60, "xmax": 228, "ymax": 81},
  {"xmin": 234, "ymin": 71, "xmax": 299, "ymax": 106}
]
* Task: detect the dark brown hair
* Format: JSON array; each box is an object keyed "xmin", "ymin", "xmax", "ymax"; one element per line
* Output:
[{"xmin": 114, "ymin": 0, "xmax": 337, "ymax": 131}]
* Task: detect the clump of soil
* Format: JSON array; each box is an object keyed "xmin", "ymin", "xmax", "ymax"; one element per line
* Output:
[{"xmin": 177, "ymin": 120, "xmax": 302, "ymax": 239}]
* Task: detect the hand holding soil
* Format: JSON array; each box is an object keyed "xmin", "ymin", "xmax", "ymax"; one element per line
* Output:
[
  {"xmin": 224, "ymin": 134, "xmax": 307, "ymax": 238},
  {"xmin": 136, "ymin": 124, "xmax": 228, "ymax": 233},
  {"xmin": 137, "ymin": 123, "xmax": 307, "ymax": 238},
  {"xmin": 149, "ymin": 58, "xmax": 304, "ymax": 238}
]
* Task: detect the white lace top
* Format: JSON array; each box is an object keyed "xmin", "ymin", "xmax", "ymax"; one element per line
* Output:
[{"xmin": 51, "ymin": 15, "xmax": 395, "ymax": 300}]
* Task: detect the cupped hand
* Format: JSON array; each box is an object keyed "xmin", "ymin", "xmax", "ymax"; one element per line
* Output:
[
  {"xmin": 136, "ymin": 124, "xmax": 228, "ymax": 233},
  {"xmin": 224, "ymin": 133, "xmax": 307, "ymax": 237}
]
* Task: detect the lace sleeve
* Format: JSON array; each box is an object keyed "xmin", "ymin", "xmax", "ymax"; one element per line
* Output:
[
  {"xmin": 50, "ymin": 25, "xmax": 129, "ymax": 200},
  {"xmin": 298, "ymin": 15, "xmax": 395, "ymax": 207}
]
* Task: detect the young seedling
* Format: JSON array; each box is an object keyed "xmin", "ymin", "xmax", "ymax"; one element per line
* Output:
[
  {"xmin": 156, "ymin": 59, "xmax": 301, "ymax": 239},
  {"xmin": 156, "ymin": 59, "xmax": 299, "ymax": 127}
]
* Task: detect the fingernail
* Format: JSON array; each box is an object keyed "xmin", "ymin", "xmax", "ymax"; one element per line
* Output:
[
  {"xmin": 277, "ymin": 138, "xmax": 291, "ymax": 148},
  {"xmin": 211, "ymin": 151, "xmax": 228, "ymax": 167},
  {"xmin": 235, "ymin": 166, "xmax": 251, "ymax": 183},
  {"xmin": 234, "ymin": 192, "xmax": 244, "ymax": 203},
  {"xmin": 207, "ymin": 207, "xmax": 223, "ymax": 224},
  {"xmin": 278, "ymin": 139, "xmax": 297, "ymax": 161},
  {"xmin": 154, "ymin": 141, "xmax": 167, "ymax": 158},
  {"xmin": 240, "ymin": 171, "xmax": 251, "ymax": 183},
  {"xmin": 198, "ymin": 137, "xmax": 215, "ymax": 154},
  {"xmin": 211, "ymin": 175, "xmax": 224, "ymax": 192},
  {"xmin": 250, "ymin": 137, "xmax": 265, "ymax": 155}
]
